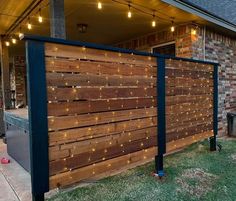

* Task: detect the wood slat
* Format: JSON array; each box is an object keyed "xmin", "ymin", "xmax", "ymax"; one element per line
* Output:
[
  {"xmin": 166, "ymin": 95, "xmax": 213, "ymax": 106},
  {"xmin": 48, "ymin": 98, "xmax": 156, "ymax": 116},
  {"xmin": 47, "ymin": 73, "xmax": 156, "ymax": 87},
  {"xmin": 166, "ymin": 68, "xmax": 213, "ymax": 79},
  {"xmin": 47, "ymin": 87, "xmax": 156, "ymax": 101},
  {"xmin": 49, "ymin": 136, "xmax": 156, "ymax": 175},
  {"xmin": 48, "ymin": 107, "xmax": 157, "ymax": 131},
  {"xmin": 46, "ymin": 58, "xmax": 157, "ymax": 76},
  {"xmin": 166, "ymin": 59, "xmax": 214, "ymax": 72},
  {"xmin": 45, "ymin": 43, "xmax": 157, "ymax": 66},
  {"xmin": 49, "ymin": 116, "xmax": 157, "ymax": 145}
]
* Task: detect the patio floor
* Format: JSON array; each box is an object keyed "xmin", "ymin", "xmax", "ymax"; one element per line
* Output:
[{"xmin": 0, "ymin": 139, "xmax": 31, "ymax": 201}]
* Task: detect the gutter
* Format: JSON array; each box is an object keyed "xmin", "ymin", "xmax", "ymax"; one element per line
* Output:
[{"xmin": 161, "ymin": 0, "xmax": 236, "ymax": 33}]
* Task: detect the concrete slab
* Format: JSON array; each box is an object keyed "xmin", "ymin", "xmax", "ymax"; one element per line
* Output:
[
  {"xmin": 0, "ymin": 173, "xmax": 19, "ymax": 201},
  {"xmin": 0, "ymin": 139, "xmax": 31, "ymax": 201}
]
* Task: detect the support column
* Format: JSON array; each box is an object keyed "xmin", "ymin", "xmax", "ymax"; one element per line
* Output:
[
  {"xmin": 49, "ymin": 0, "xmax": 66, "ymax": 39},
  {"xmin": 155, "ymin": 56, "xmax": 166, "ymax": 177},
  {"xmin": 0, "ymin": 37, "xmax": 11, "ymax": 110}
]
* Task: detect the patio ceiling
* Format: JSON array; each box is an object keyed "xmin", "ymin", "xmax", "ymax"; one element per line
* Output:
[
  {"xmin": 1, "ymin": 0, "xmax": 206, "ymax": 43},
  {"xmin": 0, "ymin": 0, "xmax": 231, "ymax": 56}
]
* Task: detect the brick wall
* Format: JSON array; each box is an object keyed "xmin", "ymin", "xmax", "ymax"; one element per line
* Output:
[
  {"xmin": 116, "ymin": 24, "xmax": 236, "ymax": 136},
  {"xmin": 192, "ymin": 28, "xmax": 236, "ymax": 136},
  {"xmin": 116, "ymin": 24, "xmax": 193, "ymax": 57}
]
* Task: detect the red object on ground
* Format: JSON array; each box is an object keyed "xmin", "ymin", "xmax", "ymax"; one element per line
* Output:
[{"xmin": 1, "ymin": 157, "xmax": 10, "ymax": 164}]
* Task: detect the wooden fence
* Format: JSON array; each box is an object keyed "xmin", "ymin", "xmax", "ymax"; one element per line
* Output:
[{"xmin": 24, "ymin": 35, "xmax": 218, "ymax": 200}]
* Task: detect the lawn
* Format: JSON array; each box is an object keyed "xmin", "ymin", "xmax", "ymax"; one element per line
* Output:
[{"xmin": 48, "ymin": 138, "xmax": 236, "ymax": 201}]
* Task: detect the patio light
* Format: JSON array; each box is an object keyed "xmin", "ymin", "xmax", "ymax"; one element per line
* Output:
[
  {"xmin": 98, "ymin": 1, "xmax": 102, "ymax": 9},
  {"xmin": 5, "ymin": 41, "xmax": 10, "ymax": 46},
  {"xmin": 27, "ymin": 18, "xmax": 32, "ymax": 30},
  {"xmin": 191, "ymin": 28, "xmax": 197, "ymax": 35},
  {"xmin": 38, "ymin": 9, "xmax": 43, "ymax": 23},
  {"xmin": 18, "ymin": 27, "xmax": 23, "ymax": 38},
  {"xmin": 152, "ymin": 14, "xmax": 156, "ymax": 27},
  {"xmin": 128, "ymin": 4, "xmax": 132, "ymax": 18},
  {"xmin": 12, "ymin": 38, "xmax": 17, "ymax": 44}
]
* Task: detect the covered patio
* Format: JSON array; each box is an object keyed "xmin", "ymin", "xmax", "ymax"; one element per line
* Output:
[{"xmin": 1, "ymin": 0, "xmax": 232, "ymax": 201}]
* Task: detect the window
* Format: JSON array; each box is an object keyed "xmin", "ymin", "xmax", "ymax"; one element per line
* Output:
[{"xmin": 152, "ymin": 42, "xmax": 175, "ymax": 56}]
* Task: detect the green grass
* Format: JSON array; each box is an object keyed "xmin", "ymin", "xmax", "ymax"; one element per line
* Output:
[{"xmin": 48, "ymin": 138, "xmax": 236, "ymax": 201}]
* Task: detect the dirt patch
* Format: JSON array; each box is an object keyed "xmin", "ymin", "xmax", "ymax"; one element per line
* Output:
[{"xmin": 176, "ymin": 168, "xmax": 217, "ymax": 198}]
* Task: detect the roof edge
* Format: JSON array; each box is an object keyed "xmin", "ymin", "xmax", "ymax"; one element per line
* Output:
[{"xmin": 161, "ymin": 0, "xmax": 236, "ymax": 32}]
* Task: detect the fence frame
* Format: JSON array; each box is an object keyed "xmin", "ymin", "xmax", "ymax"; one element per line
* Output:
[{"xmin": 22, "ymin": 34, "xmax": 218, "ymax": 201}]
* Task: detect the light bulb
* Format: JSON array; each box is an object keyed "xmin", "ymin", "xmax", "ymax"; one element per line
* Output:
[
  {"xmin": 152, "ymin": 20, "xmax": 156, "ymax": 27},
  {"xmin": 5, "ymin": 41, "xmax": 10, "ymax": 47},
  {"xmin": 19, "ymin": 32, "xmax": 23, "ymax": 38},
  {"xmin": 127, "ymin": 5, "xmax": 132, "ymax": 18},
  {"xmin": 27, "ymin": 23, "xmax": 32, "ymax": 30},
  {"xmin": 171, "ymin": 25, "xmax": 175, "ymax": 32},
  {"xmin": 38, "ymin": 15, "xmax": 43, "ymax": 23},
  {"xmin": 191, "ymin": 28, "xmax": 197, "ymax": 35},
  {"xmin": 98, "ymin": 2, "xmax": 102, "ymax": 9},
  {"xmin": 12, "ymin": 38, "xmax": 16, "ymax": 44},
  {"xmin": 128, "ymin": 10, "xmax": 132, "ymax": 18}
]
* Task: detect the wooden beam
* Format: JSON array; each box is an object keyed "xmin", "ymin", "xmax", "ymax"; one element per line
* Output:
[{"xmin": 0, "ymin": 37, "xmax": 11, "ymax": 109}]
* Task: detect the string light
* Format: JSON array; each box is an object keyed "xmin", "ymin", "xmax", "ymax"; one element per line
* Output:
[
  {"xmin": 11, "ymin": 38, "xmax": 17, "ymax": 44},
  {"xmin": 27, "ymin": 17, "xmax": 32, "ymax": 30},
  {"xmin": 18, "ymin": 27, "xmax": 23, "ymax": 38},
  {"xmin": 127, "ymin": 4, "xmax": 132, "ymax": 18},
  {"xmin": 5, "ymin": 41, "xmax": 10, "ymax": 47},
  {"xmin": 191, "ymin": 27, "xmax": 197, "ymax": 35},
  {"xmin": 152, "ymin": 14, "xmax": 156, "ymax": 27},
  {"xmin": 38, "ymin": 9, "xmax": 43, "ymax": 23},
  {"xmin": 170, "ymin": 21, "xmax": 175, "ymax": 32},
  {"xmin": 98, "ymin": 1, "xmax": 102, "ymax": 9}
]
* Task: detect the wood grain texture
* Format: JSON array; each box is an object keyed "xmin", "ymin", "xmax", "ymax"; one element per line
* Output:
[{"xmin": 44, "ymin": 43, "xmax": 214, "ymax": 190}]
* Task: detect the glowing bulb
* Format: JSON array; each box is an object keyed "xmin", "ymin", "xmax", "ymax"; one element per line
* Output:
[
  {"xmin": 38, "ymin": 15, "xmax": 43, "ymax": 23},
  {"xmin": 128, "ymin": 11, "xmax": 132, "ymax": 18},
  {"xmin": 27, "ymin": 23, "xmax": 32, "ymax": 30},
  {"xmin": 171, "ymin": 25, "xmax": 175, "ymax": 32},
  {"xmin": 19, "ymin": 32, "xmax": 23, "ymax": 38},
  {"xmin": 127, "ymin": 5, "xmax": 132, "ymax": 18},
  {"xmin": 152, "ymin": 20, "xmax": 156, "ymax": 27},
  {"xmin": 191, "ymin": 28, "xmax": 197, "ymax": 35},
  {"xmin": 5, "ymin": 41, "xmax": 10, "ymax": 46},
  {"xmin": 12, "ymin": 38, "xmax": 16, "ymax": 44},
  {"xmin": 98, "ymin": 2, "xmax": 102, "ymax": 9}
]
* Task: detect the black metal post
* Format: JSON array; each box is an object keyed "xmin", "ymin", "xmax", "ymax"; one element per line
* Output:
[
  {"xmin": 210, "ymin": 64, "xmax": 218, "ymax": 151},
  {"xmin": 155, "ymin": 56, "xmax": 166, "ymax": 177},
  {"xmin": 26, "ymin": 40, "xmax": 49, "ymax": 201},
  {"xmin": 32, "ymin": 194, "xmax": 45, "ymax": 201}
]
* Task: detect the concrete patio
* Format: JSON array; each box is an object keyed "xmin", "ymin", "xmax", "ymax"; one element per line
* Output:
[{"xmin": 0, "ymin": 139, "xmax": 31, "ymax": 201}]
